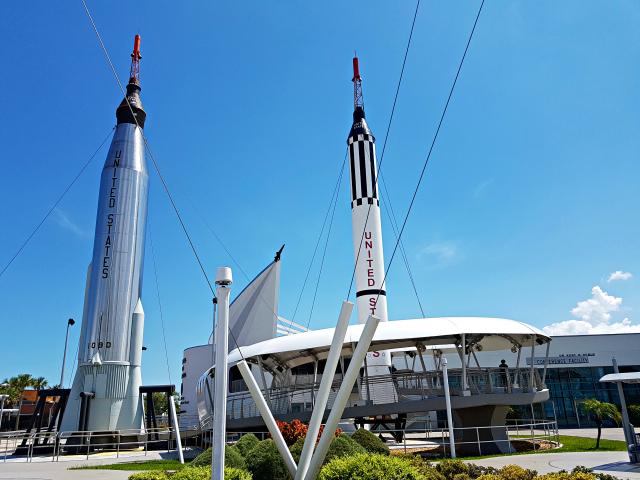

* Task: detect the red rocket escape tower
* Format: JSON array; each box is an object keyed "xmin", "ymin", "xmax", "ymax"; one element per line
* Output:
[
  {"xmin": 129, "ymin": 34, "xmax": 141, "ymax": 84},
  {"xmin": 352, "ymin": 55, "xmax": 364, "ymax": 110}
]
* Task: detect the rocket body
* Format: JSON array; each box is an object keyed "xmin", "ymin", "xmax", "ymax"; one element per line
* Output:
[
  {"xmin": 348, "ymin": 107, "xmax": 391, "ymax": 371},
  {"xmin": 61, "ymin": 79, "xmax": 149, "ymax": 432}
]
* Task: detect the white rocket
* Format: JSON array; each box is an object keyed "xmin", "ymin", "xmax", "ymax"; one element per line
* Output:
[
  {"xmin": 347, "ymin": 57, "xmax": 393, "ymax": 388},
  {"xmin": 61, "ymin": 35, "xmax": 148, "ymax": 432}
]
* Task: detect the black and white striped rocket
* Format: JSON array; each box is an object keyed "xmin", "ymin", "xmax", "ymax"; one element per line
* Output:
[{"xmin": 348, "ymin": 57, "xmax": 392, "ymax": 374}]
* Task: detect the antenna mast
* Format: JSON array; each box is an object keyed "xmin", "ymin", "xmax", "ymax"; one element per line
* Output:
[
  {"xmin": 352, "ymin": 54, "xmax": 364, "ymax": 110},
  {"xmin": 129, "ymin": 34, "xmax": 142, "ymax": 84}
]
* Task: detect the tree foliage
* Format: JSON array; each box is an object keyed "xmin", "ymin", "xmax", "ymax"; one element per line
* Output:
[{"xmin": 579, "ymin": 399, "xmax": 621, "ymax": 448}]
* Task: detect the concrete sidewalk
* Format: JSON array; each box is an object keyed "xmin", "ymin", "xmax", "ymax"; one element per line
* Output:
[
  {"xmin": 0, "ymin": 450, "xmax": 191, "ymax": 480},
  {"xmin": 468, "ymin": 451, "xmax": 640, "ymax": 480}
]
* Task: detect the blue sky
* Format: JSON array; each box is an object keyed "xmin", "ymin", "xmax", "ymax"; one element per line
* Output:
[{"xmin": 1, "ymin": 2, "xmax": 638, "ymax": 387}]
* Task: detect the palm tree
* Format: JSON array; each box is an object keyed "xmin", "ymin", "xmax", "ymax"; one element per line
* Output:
[
  {"xmin": 32, "ymin": 377, "xmax": 49, "ymax": 391},
  {"xmin": 9, "ymin": 374, "xmax": 33, "ymax": 431},
  {"xmin": 579, "ymin": 398, "xmax": 621, "ymax": 448}
]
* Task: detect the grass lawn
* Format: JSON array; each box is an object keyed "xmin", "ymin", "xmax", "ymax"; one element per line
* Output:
[
  {"xmin": 453, "ymin": 435, "xmax": 627, "ymax": 460},
  {"xmin": 70, "ymin": 458, "xmax": 192, "ymax": 470}
]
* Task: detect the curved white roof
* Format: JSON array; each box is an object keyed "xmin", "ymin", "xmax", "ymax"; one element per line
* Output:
[{"xmin": 226, "ymin": 317, "xmax": 550, "ymax": 369}]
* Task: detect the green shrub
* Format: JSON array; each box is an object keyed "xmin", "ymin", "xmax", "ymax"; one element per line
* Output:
[
  {"xmin": 506, "ymin": 407, "xmax": 523, "ymax": 419},
  {"xmin": 188, "ymin": 446, "xmax": 246, "ymax": 470},
  {"xmin": 454, "ymin": 475, "xmax": 470, "ymax": 480},
  {"xmin": 475, "ymin": 475, "xmax": 501, "ymax": 480},
  {"xmin": 225, "ymin": 468, "xmax": 253, "ymax": 480},
  {"xmin": 436, "ymin": 460, "xmax": 469, "ymax": 480},
  {"xmin": 245, "ymin": 438, "xmax": 291, "ymax": 480},
  {"xmin": 467, "ymin": 464, "xmax": 498, "ymax": 479},
  {"xmin": 128, "ymin": 472, "xmax": 168, "ymax": 480},
  {"xmin": 499, "ymin": 465, "xmax": 537, "ymax": 480},
  {"xmin": 323, "ymin": 433, "xmax": 366, "ymax": 465},
  {"xmin": 289, "ymin": 437, "xmax": 309, "ymax": 463},
  {"xmin": 318, "ymin": 452, "xmax": 427, "ymax": 480},
  {"xmin": 628, "ymin": 405, "xmax": 640, "ymax": 427},
  {"xmin": 171, "ymin": 467, "xmax": 211, "ymax": 480},
  {"xmin": 236, "ymin": 433, "xmax": 261, "ymax": 457},
  {"xmin": 351, "ymin": 428, "xmax": 390, "ymax": 455},
  {"xmin": 393, "ymin": 454, "xmax": 442, "ymax": 480}
]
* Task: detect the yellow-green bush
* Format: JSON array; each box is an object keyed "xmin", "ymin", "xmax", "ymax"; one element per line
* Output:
[
  {"xmin": 454, "ymin": 474, "xmax": 471, "ymax": 480},
  {"xmin": 170, "ymin": 466, "xmax": 252, "ymax": 480},
  {"xmin": 128, "ymin": 472, "xmax": 168, "ymax": 480},
  {"xmin": 499, "ymin": 465, "xmax": 537, "ymax": 480},
  {"xmin": 393, "ymin": 454, "xmax": 443, "ymax": 480},
  {"xmin": 436, "ymin": 460, "xmax": 470, "ymax": 480},
  {"xmin": 245, "ymin": 438, "xmax": 291, "ymax": 480},
  {"xmin": 323, "ymin": 433, "xmax": 366, "ymax": 465},
  {"xmin": 318, "ymin": 452, "xmax": 427, "ymax": 480},
  {"xmin": 189, "ymin": 445, "xmax": 246, "ymax": 470},
  {"xmin": 475, "ymin": 475, "xmax": 502, "ymax": 480}
]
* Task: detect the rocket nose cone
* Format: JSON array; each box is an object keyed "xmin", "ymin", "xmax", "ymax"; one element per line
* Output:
[
  {"xmin": 116, "ymin": 82, "xmax": 147, "ymax": 128},
  {"xmin": 133, "ymin": 298, "xmax": 144, "ymax": 315},
  {"xmin": 348, "ymin": 106, "xmax": 373, "ymax": 140}
]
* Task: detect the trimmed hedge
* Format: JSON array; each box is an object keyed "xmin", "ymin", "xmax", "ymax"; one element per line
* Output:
[
  {"xmin": 318, "ymin": 452, "xmax": 427, "ymax": 480},
  {"xmin": 170, "ymin": 466, "xmax": 252, "ymax": 480},
  {"xmin": 324, "ymin": 433, "xmax": 366, "ymax": 465},
  {"xmin": 245, "ymin": 438, "xmax": 291, "ymax": 480},
  {"xmin": 436, "ymin": 460, "xmax": 470, "ymax": 480},
  {"xmin": 188, "ymin": 445, "xmax": 246, "ymax": 470},
  {"xmin": 236, "ymin": 433, "xmax": 260, "ymax": 457},
  {"xmin": 128, "ymin": 472, "xmax": 168, "ymax": 480},
  {"xmin": 351, "ymin": 428, "xmax": 390, "ymax": 455},
  {"xmin": 499, "ymin": 465, "xmax": 537, "ymax": 480},
  {"xmin": 289, "ymin": 437, "xmax": 308, "ymax": 463}
]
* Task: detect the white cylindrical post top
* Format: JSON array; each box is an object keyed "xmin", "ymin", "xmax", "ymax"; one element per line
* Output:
[
  {"xmin": 296, "ymin": 301, "xmax": 354, "ymax": 480},
  {"xmin": 212, "ymin": 274, "xmax": 232, "ymax": 480},
  {"xmin": 237, "ymin": 360, "xmax": 297, "ymax": 477},
  {"xmin": 215, "ymin": 267, "xmax": 233, "ymax": 285}
]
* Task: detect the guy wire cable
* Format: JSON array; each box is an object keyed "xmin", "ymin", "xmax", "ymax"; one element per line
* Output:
[
  {"xmin": 374, "ymin": 0, "xmax": 485, "ymax": 309},
  {"xmin": 0, "ymin": 127, "xmax": 115, "ymax": 279},
  {"xmin": 306, "ymin": 157, "xmax": 346, "ymax": 330},
  {"xmin": 148, "ymin": 217, "xmax": 173, "ymax": 385},
  {"xmin": 289, "ymin": 151, "xmax": 347, "ymax": 331}
]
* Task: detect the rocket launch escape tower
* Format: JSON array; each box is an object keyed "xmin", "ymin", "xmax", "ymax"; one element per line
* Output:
[{"xmin": 60, "ymin": 35, "xmax": 150, "ymax": 435}]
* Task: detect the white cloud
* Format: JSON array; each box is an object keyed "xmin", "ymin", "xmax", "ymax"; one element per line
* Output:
[
  {"xmin": 543, "ymin": 285, "xmax": 638, "ymax": 336},
  {"xmin": 570, "ymin": 286, "xmax": 621, "ymax": 326},
  {"xmin": 543, "ymin": 318, "xmax": 640, "ymax": 336},
  {"xmin": 608, "ymin": 271, "xmax": 632, "ymax": 282},
  {"xmin": 53, "ymin": 209, "xmax": 89, "ymax": 237}
]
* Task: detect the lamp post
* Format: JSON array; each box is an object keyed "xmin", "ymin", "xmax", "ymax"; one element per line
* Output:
[
  {"xmin": 442, "ymin": 359, "xmax": 456, "ymax": 458},
  {"xmin": 212, "ymin": 267, "xmax": 232, "ymax": 480},
  {"xmin": 60, "ymin": 319, "xmax": 75, "ymax": 387},
  {"xmin": 0, "ymin": 383, "xmax": 9, "ymax": 432}
]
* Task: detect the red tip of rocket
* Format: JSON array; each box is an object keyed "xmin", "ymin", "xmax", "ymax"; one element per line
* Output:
[
  {"xmin": 131, "ymin": 34, "xmax": 142, "ymax": 60},
  {"xmin": 352, "ymin": 56, "xmax": 361, "ymax": 82}
]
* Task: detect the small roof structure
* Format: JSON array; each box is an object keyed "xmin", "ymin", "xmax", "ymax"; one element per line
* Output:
[
  {"xmin": 226, "ymin": 317, "xmax": 550, "ymax": 370},
  {"xmin": 600, "ymin": 372, "xmax": 640, "ymax": 384}
]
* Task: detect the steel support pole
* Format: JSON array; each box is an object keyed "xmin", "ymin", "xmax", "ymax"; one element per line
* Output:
[
  {"xmin": 169, "ymin": 395, "xmax": 184, "ymax": 464},
  {"xmin": 529, "ymin": 336, "xmax": 536, "ymax": 392},
  {"xmin": 296, "ymin": 301, "xmax": 353, "ymax": 480},
  {"xmin": 612, "ymin": 358, "xmax": 633, "ymax": 450},
  {"xmin": 60, "ymin": 320, "xmax": 73, "ymax": 388},
  {"xmin": 461, "ymin": 333, "xmax": 467, "ymax": 392},
  {"xmin": 237, "ymin": 360, "xmax": 297, "ymax": 477},
  {"xmin": 304, "ymin": 315, "xmax": 380, "ymax": 480},
  {"xmin": 542, "ymin": 341, "xmax": 551, "ymax": 387},
  {"xmin": 442, "ymin": 359, "xmax": 456, "ymax": 458},
  {"xmin": 212, "ymin": 268, "xmax": 232, "ymax": 480}
]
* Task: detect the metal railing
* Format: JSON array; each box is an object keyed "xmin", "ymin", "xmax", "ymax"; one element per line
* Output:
[
  {"xmin": 222, "ymin": 367, "xmax": 545, "ymax": 421},
  {"xmin": 0, "ymin": 426, "xmax": 185, "ymax": 463}
]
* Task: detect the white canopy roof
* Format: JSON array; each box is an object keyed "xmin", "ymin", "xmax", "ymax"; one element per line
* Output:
[
  {"xmin": 226, "ymin": 317, "xmax": 550, "ymax": 370},
  {"xmin": 600, "ymin": 372, "xmax": 640, "ymax": 384}
]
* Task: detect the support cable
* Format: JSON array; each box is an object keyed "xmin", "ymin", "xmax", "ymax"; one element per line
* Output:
[
  {"xmin": 148, "ymin": 218, "xmax": 173, "ymax": 385},
  {"xmin": 375, "ymin": 0, "xmax": 485, "ymax": 308},
  {"xmin": 290, "ymin": 151, "xmax": 347, "ymax": 330},
  {"xmin": 306, "ymin": 158, "xmax": 346, "ymax": 330},
  {"xmin": 347, "ymin": 0, "xmax": 420, "ymax": 299},
  {"xmin": 0, "ymin": 127, "xmax": 115, "ymax": 279},
  {"xmin": 379, "ymin": 173, "xmax": 425, "ymax": 317}
]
